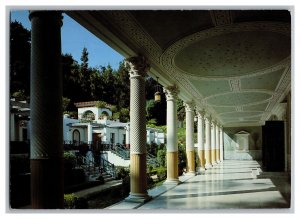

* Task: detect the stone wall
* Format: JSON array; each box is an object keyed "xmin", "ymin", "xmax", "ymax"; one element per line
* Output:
[{"xmin": 223, "ymin": 126, "xmax": 262, "ymax": 160}]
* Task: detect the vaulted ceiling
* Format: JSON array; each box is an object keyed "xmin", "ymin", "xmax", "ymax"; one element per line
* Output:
[{"xmin": 67, "ymin": 10, "xmax": 291, "ymax": 127}]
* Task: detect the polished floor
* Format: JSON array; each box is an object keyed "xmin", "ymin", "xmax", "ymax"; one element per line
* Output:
[{"xmin": 108, "ymin": 160, "xmax": 291, "ymax": 210}]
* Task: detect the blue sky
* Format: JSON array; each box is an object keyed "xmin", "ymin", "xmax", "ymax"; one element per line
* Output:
[{"xmin": 10, "ymin": 10, "xmax": 124, "ymax": 70}]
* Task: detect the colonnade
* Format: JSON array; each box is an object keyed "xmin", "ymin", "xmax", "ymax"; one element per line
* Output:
[{"xmin": 29, "ymin": 11, "xmax": 224, "ymax": 208}]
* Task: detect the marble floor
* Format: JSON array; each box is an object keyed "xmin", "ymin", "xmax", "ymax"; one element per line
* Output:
[{"xmin": 108, "ymin": 160, "xmax": 291, "ymax": 210}]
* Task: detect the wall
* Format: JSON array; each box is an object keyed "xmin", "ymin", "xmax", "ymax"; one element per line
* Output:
[{"xmin": 223, "ymin": 126, "xmax": 262, "ymax": 160}]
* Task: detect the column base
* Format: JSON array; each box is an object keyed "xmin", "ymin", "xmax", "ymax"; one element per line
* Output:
[
  {"xmin": 205, "ymin": 163, "xmax": 213, "ymax": 168},
  {"xmin": 212, "ymin": 161, "xmax": 218, "ymax": 166},
  {"xmin": 185, "ymin": 171, "xmax": 196, "ymax": 176},
  {"xmin": 196, "ymin": 167, "xmax": 206, "ymax": 174},
  {"xmin": 164, "ymin": 178, "xmax": 181, "ymax": 185},
  {"xmin": 125, "ymin": 193, "xmax": 152, "ymax": 203}
]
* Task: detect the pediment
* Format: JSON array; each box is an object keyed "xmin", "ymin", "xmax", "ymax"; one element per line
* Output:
[{"xmin": 236, "ymin": 130, "xmax": 250, "ymax": 135}]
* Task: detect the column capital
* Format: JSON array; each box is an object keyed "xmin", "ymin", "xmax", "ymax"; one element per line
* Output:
[
  {"xmin": 163, "ymin": 85, "xmax": 179, "ymax": 101},
  {"xmin": 196, "ymin": 110, "xmax": 205, "ymax": 119},
  {"xmin": 125, "ymin": 55, "xmax": 150, "ymax": 78},
  {"xmin": 29, "ymin": 11, "xmax": 63, "ymax": 26},
  {"xmin": 184, "ymin": 101, "xmax": 195, "ymax": 112},
  {"xmin": 205, "ymin": 116, "xmax": 211, "ymax": 123}
]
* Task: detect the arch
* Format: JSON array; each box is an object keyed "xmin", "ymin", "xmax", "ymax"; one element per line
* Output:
[
  {"xmin": 82, "ymin": 110, "xmax": 95, "ymax": 120},
  {"xmin": 101, "ymin": 110, "xmax": 109, "ymax": 116},
  {"xmin": 72, "ymin": 129, "xmax": 80, "ymax": 145}
]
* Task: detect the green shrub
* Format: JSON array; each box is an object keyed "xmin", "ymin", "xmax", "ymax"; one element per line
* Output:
[
  {"xmin": 64, "ymin": 193, "xmax": 88, "ymax": 209},
  {"xmin": 157, "ymin": 149, "xmax": 166, "ymax": 167},
  {"xmin": 96, "ymin": 101, "xmax": 107, "ymax": 108},
  {"xmin": 64, "ymin": 151, "xmax": 76, "ymax": 170},
  {"xmin": 156, "ymin": 167, "xmax": 167, "ymax": 181},
  {"xmin": 115, "ymin": 166, "xmax": 130, "ymax": 180}
]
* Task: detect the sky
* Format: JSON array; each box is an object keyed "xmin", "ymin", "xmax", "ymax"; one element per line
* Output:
[{"xmin": 10, "ymin": 10, "xmax": 124, "ymax": 70}]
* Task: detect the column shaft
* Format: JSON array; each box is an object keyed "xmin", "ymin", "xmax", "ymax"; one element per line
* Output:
[
  {"xmin": 216, "ymin": 125, "xmax": 220, "ymax": 162},
  {"xmin": 211, "ymin": 122, "xmax": 216, "ymax": 165},
  {"xmin": 197, "ymin": 112, "xmax": 205, "ymax": 170},
  {"xmin": 164, "ymin": 86, "xmax": 180, "ymax": 184},
  {"xmin": 220, "ymin": 127, "xmax": 224, "ymax": 162},
  {"xmin": 125, "ymin": 56, "xmax": 150, "ymax": 203},
  {"xmin": 29, "ymin": 11, "xmax": 63, "ymax": 209},
  {"xmin": 205, "ymin": 117, "xmax": 212, "ymax": 168},
  {"xmin": 185, "ymin": 102, "xmax": 195, "ymax": 174}
]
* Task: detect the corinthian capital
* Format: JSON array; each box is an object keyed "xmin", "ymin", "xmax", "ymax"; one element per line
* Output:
[
  {"xmin": 196, "ymin": 109, "xmax": 205, "ymax": 119},
  {"xmin": 125, "ymin": 55, "xmax": 150, "ymax": 78},
  {"xmin": 184, "ymin": 101, "xmax": 195, "ymax": 112},
  {"xmin": 163, "ymin": 85, "xmax": 179, "ymax": 101}
]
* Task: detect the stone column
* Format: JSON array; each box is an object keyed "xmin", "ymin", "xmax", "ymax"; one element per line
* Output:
[
  {"xmin": 164, "ymin": 85, "xmax": 180, "ymax": 184},
  {"xmin": 211, "ymin": 121, "xmax": 217, "ymax": 165},
  {"xmin": 125, "ymin": 55, "xmax": 151, "ymax": 203},
  {"xmin": 216, "ymin": 124, "xmax": 221, "ymax": 163},
  {"xmin": 220, "ymin": 126, "xmax": 224, "ymax": 162},
  {"xmin": 205, "ymin": 116, "xmax": 212, "ymax": 168},
  {"xmin": 184, "ymin": 102, "xmax": 196, "ymax": 175},
  {"xmin": 197, "ymin": 111, "xmax": 205, "ymax": 172},
  {"xmin": 29, "ymin": 11, "xmax": 64, "ymax": 209}
]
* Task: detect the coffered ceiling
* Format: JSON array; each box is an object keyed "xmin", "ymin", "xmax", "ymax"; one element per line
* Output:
[{"xmin": 67, "ymin": 9, "xmax": 291, "ymax": 127}]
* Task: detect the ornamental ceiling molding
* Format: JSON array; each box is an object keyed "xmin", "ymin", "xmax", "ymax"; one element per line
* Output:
[
  {"xmin": 204, "ymin": 89, "xmax": 274, "ymax": 106},
  {"xmin": 104, "ymin": 11, "xmax": 162, "ymax": 63},
  {"xmin": 183, "ymin": 56, "xmax": 290, "ymax": 81},
  {"xmin": 160, "ymin": 21, "xmax": 291, "ymax": 81},
  {"xmin": 224, "ymin": 121, "xmax": 265, "ymax": 127},
  {"xmin": 261, "ymin": 65, "xmax": 291, "ymax": 121},
  {"xmin": 210, "ymin": 10, "xmax": 233, "ymax": 26},
  {"xmin": 229, "ymin": 79, "xmax": 241, "ymax": 91},
  {"xmin": 219, "ymin": 110, "xmax": 264, "ymax": 117}
]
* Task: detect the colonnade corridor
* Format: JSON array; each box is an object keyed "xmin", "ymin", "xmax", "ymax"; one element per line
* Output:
[{"xmin": 109, "ymin": 160, "xmax": 290, "ymax": 210}]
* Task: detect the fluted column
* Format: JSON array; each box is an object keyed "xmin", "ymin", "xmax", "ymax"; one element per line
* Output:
[
  {"xmin": 197, "ymin": 111, "xmax": 205, "ymax": 171},
  {"xmin": 125, "ymin": 55, "xmax": 151, "ymax": 203},
  {"xmin": 205, "ymin": 117, "xmax": 212, "ymax": 168},
  {"xmin": 164, "ymin": 86, "xmax": 180, "ymax": 184},
  {"xmin": 185, "ymin": 102, "xmax": 196, "ymax": 175},
  {"xmin": 216, "ymin": 124, "xmax": 221, "ymax": 163},
  {"xmin": 211, "ymin": 121, "xmax": 217, "ymax": 165},
  {"xmin": 29, "ymin": 11, "xmax": 64, "ymax": 208},
  {"xmin": 220, "ymin": 126, "xmax": 224, "ymax": 162}
]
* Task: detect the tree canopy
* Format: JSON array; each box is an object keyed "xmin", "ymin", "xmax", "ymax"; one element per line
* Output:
[{"xmin": 10, "ymin": 21, "xmax": 169, "ymax": 125}]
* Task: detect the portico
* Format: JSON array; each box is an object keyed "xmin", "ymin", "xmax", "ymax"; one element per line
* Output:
[{"xmin": 27, "ymin": 9, "xmax": 291, "ymax": 209}]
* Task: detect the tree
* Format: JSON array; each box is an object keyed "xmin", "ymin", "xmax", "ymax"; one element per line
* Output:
[
  {"xmin": 62, "ymin": 97, "xmax": 71, "ymax": 112},
  {"xmin": 79, "ymin": 47, "xmax": 91, "ymax": 98},
  {"xmin": 10, "ymin": 21, "xmax": 31, "ymax": 99}
]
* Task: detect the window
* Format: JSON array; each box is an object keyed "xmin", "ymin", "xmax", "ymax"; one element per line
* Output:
[
  {"xmin": 110, "ymin": 133, "xmax": 115, "ymax": 144},
  {"xmin": 73, "ymin": 129, "xmax": 80, "ymax": 145}
]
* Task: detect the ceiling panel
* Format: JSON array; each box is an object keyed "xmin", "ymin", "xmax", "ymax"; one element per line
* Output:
[
  {"xmin": 189, "ymin": 79, "xmax": 230, "ymax": 98},
  {"xmin": 220, "ymin": 111, "xmax": 264, "ymax": 118},
  {"xmin": 241, "ymin": 69, "xmax": 284, "ymax": 91},
  {"xmin": 206, "ymin": 92, "xmax": 272, "ymax": 107},
  {"xmin": 174, "ymin": 31, "xmax": 290, "ymax": 78},
  {"xmin": 243, "ymin": 102, "xmax": 269, "ymax": 111},
  {"xmin": 213, "ymin": 106, "xmax": 236, "ymax": 114},
  {"xmin": 130, "ymin": 10, "xmax": 214, "ymax": 50}
]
